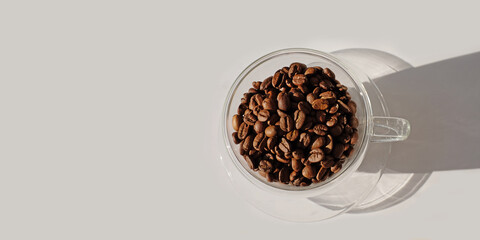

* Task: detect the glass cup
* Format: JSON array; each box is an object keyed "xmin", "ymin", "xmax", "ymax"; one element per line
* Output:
[{"xmin": 220, "ymin": 48, "xmax": 410, "ymax": 221}]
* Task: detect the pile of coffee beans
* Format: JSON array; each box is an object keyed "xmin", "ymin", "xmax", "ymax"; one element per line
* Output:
[{"xmin": 231, "ymin": 63, "xmax": 359, "ymax": 186}]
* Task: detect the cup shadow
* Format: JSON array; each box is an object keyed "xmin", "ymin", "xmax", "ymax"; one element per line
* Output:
[{"xmin": 350, "ymin": 51, "xmax": 480, "ymax": 213}]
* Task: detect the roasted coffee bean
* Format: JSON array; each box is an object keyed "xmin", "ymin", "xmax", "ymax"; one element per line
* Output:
[
  {"xmin": 350, "ymin": 116, "xmax": 359, "ymax": 128},
  {"xmin": 262, "ymin": 98, "xmax": 276, "ymax": 111},
  {"xmin": 243, "ymin": 111, "xmax": 257, "ymax": 125},
  {"xmin": 326, "ymin": 115, "xmax": 337, "ymax": 127},
  {"xmin": 323, "ymin": 67, "xmax": 335, "ymax": 79},
  {"xmin": 239, "ymin": 142, "xmax": 246, "ymax": 155},
  {"xmin": 260, "ymin": 76, "xmax": 272, "ymax": 91},
  {"xmin": 244, "ymin": 155, "xmax": 256, "ymax": 169},
  {"xmin": 242, "ymin": 135, "xmax": 254, "ymax": 151},
  {"xmin": 289, "ymin": 170, "xmax": 300, "ymax": 181},
  {"xmin": 348, "ymin": 100, "xmax": 357, "ymax": 114},
  {"xmin": 237, "ymin": 104, "xmax": 248, "ymax": 115},
  {"xmin": 279, "ymin": 137, "xmax": 291, "ymax": 154},
  {"xmin": 289, "ymin": 88, "xmax": 305, "ymax": 102},
  {"xmin": 319, "ymin": 80, "xmax": 334, "ymax": 90},
  {"xmin": 252, "ymin": 81, "xmax": 261, "ymax": 90},
  {"xmin": 238, "ymin": 122, "xmax": 249, "ymax": 140},
  {"xmin": 232, "ymin": 114, "xmax": 242, "ymax": 131},
  {"xmin": 277, "ymin": 109, "xmax": 288, "ymax": 118},
  {"xmin": 292, "ymin": 149, "xmax": 304, "ymax": 160},
  {"xmin": 288, "ymin": 62, "xmax": 307, "ymax": 78},
  {"xmin": 312, "ymin": 98, "xmax": 329, "ymax": 110},
  {"xmin": 313, "ymin": 124, "xmax": 328, "ymax": 136},
  {"xmin": 306, "ymin": 93, "xmax": 316, "ymax": 104},
  {"xmin": 280, "ymin": 115, "xmax": 294, "ymax": 132},
  {"xmin": 278, "ymin": 167, "xmax": 290, "ymax": 183},
  {"xmin": 292, "ymin": 74, "xmax": 307, "ymax": 86},
  {"xmin": 308, "ymin": 148, "xmax": 324, "ymax": 163},
  {"xmin": 259, "ymin": 160, "xmax": 273, "ymax": 173},
  {"xmin": 331, "ymin": 163, "xmax": 342, "ymax": 174},
  {"xmin": 312, "ymin": 87, "xmax": 322, "ymax": 97},
  {"xmin": 329, "ymin": 103, "xmax": 339, "ymax": 114},
  {"xmin": 277, "ymin": 91, "xmax": 290, "ymax": 111},
  {"xmin": 286, "ymin": 129, "xmax": 299, "ymax": 141},
  {"xmin": 265, "ymin": 125, "xmax": 277, "ymax": 138},
  {"xmin": 293, "ymin": 110, "xmax": 306, "ymax": 130},
  {"xmin": 257, "ymin": 109, "xmax": 270, "ymax": 122},
  {"xmin": 252, "ymin": 105, "xmax": 262, "ymax": 116},
  {"xmin": 304, "ymin": 67, "xmax": 316, "ymax": 76},
  {"xmin": 330, "ymin": 124, "xmax": 343, "ymax": 137},
  {"xmin": 319, "ymin": 91, "xmax": 336, "ymax": 103},
  {"xmin": 232, "ymin": 132, "xmax": 241, "ymax": 144},
  {"xmin": 325, "ymin": 135, "xmax": 334, "ymax": 153},
  {"xmin": 311, "ymin": 136, "xmax": 325, "ymax": 149},
  {"xmin": 248, "ymin": 88, "xmax": 258, "ymax": 94},
  {"xmin": 302, "ymin": 165, "xmax": 315, "ymax": 179},
  {"xmin": 253, "ymin": 133, "xmax": 267, "ymax": 151},
  {"xmin": 298, "ymin": 101, "xmax": 311, "ymax": 114},
  {"xmin": 321, "ymin": 159, "xmax": 335, "ymax": 168},
  {"xmin": 272, "ymin": 71, "xmax": 285, "ymax": 89},
  {"xmin": 332, "ymin": 143, "xmax": 345, "ymax": 158},
  {"xmin": 316, "ymin": 167, "xmax": 328, "ymax": 181},
  {"xmin": 298, "ymin": 132, "xmax": 311, "ymax": 148},
  {"xmin": 281, "ymin": 66, "xmax": 290, "ymax": 74},
  {"xmin": 266, "ymin": 137, "xmax": 277, "ymax": 151},
  {"xmin": 292, "ymin": 158, "xmax": 303, "ymax": 172},
  {"xmin": 276, "ymin": 154, "xmax": 290, "ymax": 164},
  {"xmin": 267, "ymin": 114, "xmax": 280, "ymax": 126},
  {"xmin": 337, "ymin": 100, "xmax": 351, "ymax": 113},
  {"xmin": 351, "ymin": 130, "xmax": 359, "ymax": 145},
  {"xmin": 254, "ymin": 121, "xmax": 266, "ymax": 134}
]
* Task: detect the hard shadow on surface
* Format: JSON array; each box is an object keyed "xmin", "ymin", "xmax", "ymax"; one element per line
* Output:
[{"xmin": 352, "ymin": 51, "xmax": 480, "ymax": 213}]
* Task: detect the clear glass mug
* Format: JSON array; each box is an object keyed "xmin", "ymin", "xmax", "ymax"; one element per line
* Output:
[{"xmin": 220, "ymin": 48, "xmax": 411, "ymax": 221}]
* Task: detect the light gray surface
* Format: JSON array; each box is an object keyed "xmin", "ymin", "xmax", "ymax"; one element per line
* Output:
[{"xmin": 1, "ymin": 0, "xmax": 479, "ymax": 239}]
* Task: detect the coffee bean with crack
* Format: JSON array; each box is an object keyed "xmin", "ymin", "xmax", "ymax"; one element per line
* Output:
[
  {"xmin": 308, "ymin": 148, "xmax": 325, "ymax": 163},
  {"xmin": 288, "ymin": 62, "xmax": 307, "ymax": 78},
  {"xmin": 237, "ymin": 122, "xmax": 250, "ymax": 140},
  {"xmin": 243, "ymin": 110, "xmax": 257, "ymax": 125},
  {"xmin": 272, "ymin": 70, "xmax": 286, "ymax": 89},
  {"xmin": 286, "ymin": 129, "xmax": 299, "ymax": 141},
  {"xmin": 278, "ymin": 138, "xmax": 291, "ymax": 154},
  {"xmin": 312, "ymin": 98, "xmax": 329, "ymax": 110},
  {"xmin": 280, "ymin": 115, "xmax": 294, "ymax": 132},
  {"xmin": 293, "ymin": 110, "xmax": 306, "ymax": 129},
  {"xmin": 253, "ymin": 133, "xmax": 267, "ymax": 151},
  {"xmin": 298, "ymin": 132, "xmax": 311, "ymax": 148},
  {"xmin": 257, "ymin": 109, "xmax": 270, "ymax": 122},
  {"xmin": 313, "ymin": 124, "xmax": 328, "ymax": 136}
]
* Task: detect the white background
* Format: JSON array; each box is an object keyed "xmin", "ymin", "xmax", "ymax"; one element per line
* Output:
[{"xmin": 1, "ymin": 0, "xmax": 479, "ymax": 239}]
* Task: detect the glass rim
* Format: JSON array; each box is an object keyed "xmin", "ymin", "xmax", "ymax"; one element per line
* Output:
[{"xmin": 222, "ymin": 48, "xmax": 374, "ymax": 196}]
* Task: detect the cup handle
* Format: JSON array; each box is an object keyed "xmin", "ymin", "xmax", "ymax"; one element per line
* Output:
[{"xmin": 370, "ymin": 117, "xmax": 411, "ymax": 143}]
